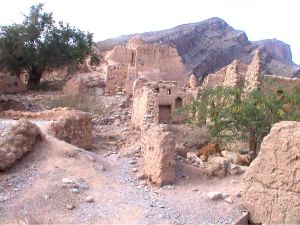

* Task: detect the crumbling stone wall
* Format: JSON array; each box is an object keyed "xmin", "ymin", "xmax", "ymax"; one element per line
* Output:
[
  {"xmin": 62, "ymin": 72, "xmax": 105, "ymax": 95},
  {"xmin": 202, "ymin": 70, "xmax": 226, "ymax": 88},
  {"xmin": 0, "ymin": 108, "xmax": 93, "ymax": 149},
  {"xmin": 124, "ymin": 67, "xmax": 138, "ymax": 93},
  {"xmin": 131, "ymin": 84, "xmax": 159, "ymax": 129},
  {"xmin": 47, "ymin": 111, "xmax": 92, "ymax": 149},
  {"xmin": 189, "ymin": 74, "xmax": 197, "ymax": 89},
  {"xmin": 243, "ymin": 50, "xmax": 261, "ymax": 93},
  {"xmin": 0, "ymin": 119, "xmax": 44, "ymax": 170},
  {"xmin": 223, "ymin": 60, "xmax": 243, "ymax": 87},
  {"xmin": 243, "ymin": 121, "xmax": 300, "ymax": 224},
  {"xmin": 0, "ymin": 73, "xmax": 26, "ymax": 94},
  {"xmin": 107, "ymin": 45, "xmax": 136, "ymax": 66},
  {"xmin": 202, "ymin": 51, "xmax": 260, "ymax": 92},
  {"xmin": 135, "ymin": 44, "xmax": 184, "ymax": 82},
  {"xmin": 62, "ymin": 76, "xmax": 86, "ymax": 95},
  {"xmin": 105, "ymin": 64, "xmax": 129, "ymax": 95},
  {"xmin": 127, "ymin": 36, "xmax": 146, "ymax": 49},
  {"xmin": 141, "ymin": 123, "xmax": 176, "ymax": 186}
]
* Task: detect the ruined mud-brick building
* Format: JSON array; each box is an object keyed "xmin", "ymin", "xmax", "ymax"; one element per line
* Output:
[
  {"xmin": 202, "ymin": 50, "xmax": 300, "ymax": 94},
  {"xmin": 105, "ymin": 36, "xmax": 188, "ymax": 95},
  {"xmin": 131, "ymin": 78, "xmax": 193, "ymax": 129},
  {"xmin": 202, "ymin": 50, "xmax": 261, "ymax": 92}
]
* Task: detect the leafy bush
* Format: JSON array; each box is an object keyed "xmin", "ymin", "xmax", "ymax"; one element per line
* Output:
[{"xmin": 187, "ymin": 86, "xmax": 300, "ymax": 159}]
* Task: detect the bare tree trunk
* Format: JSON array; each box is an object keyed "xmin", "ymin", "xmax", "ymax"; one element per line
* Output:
[
  {"xmin": 248, "ymin": 130, "xmax": 257, "ymax": 160},
  {"xmin": 27, "ymin": 67, "xmax": 43, "ymax": 90},
  {"xmin": 27, "ymin": 74, "xmax": 41, "ymax": 90}
]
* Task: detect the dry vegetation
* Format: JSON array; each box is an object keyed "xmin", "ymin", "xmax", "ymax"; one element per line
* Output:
[{"xmin": 37, "ymin": 94, "xmax": 105, "ymax": 115}]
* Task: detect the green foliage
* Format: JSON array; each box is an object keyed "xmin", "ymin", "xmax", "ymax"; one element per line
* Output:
[
  {"xmin": 188, "ymin": 86, "xmax": 300, "ymax": 155},
  {"xmin": 0, "ymin": 4, "xmax": 99, "ymax": 89}
]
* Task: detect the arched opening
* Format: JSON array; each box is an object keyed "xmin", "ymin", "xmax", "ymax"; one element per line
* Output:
[{"xmin": 175, "ymin": 97, "xmax": 183, "ymax": 109}]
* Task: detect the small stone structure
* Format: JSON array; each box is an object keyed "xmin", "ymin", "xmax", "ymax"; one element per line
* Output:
[
  {"xmin": 105, "ymin": 36, "xmax": 187, "ymax": 95},
  {"xmin": 62, "ymin": 72, "xmax": 105, "ymax": 96},
  {"xmin": 202, "ymin": 51, "xmax": 261, "ymax": 92},
  {"xmin": 0, "ymin": 108, "xmax": 93, "ymax": 149},
  {"xmin": 48, "ymin": 111, "xmax": 92, "ymax": 149},
  {"xmin": 0, "ymin": 119, "xmax": 44, "ymax": 170},
  {"xmin": 243, "ymin": 121, "xmax": 300, "ymax": 224},
  {"xmin": 141, "ymin": 123, "xmax": 176, "ymax": 186},
  {"xmin": 0, "ymin": 73, "xmax": 26, "ymax": 94},
  {"xmin": 132, "ymin": 78, "xmax": 193, "ymax": 129},
  {"xmin": 131, "ymin": 84, "xmax": 159, "ymax": 130}
]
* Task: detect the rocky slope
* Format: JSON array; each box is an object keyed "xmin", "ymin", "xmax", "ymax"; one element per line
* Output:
[{"xmin": 97, "ymin": 17, "xmax": 300, "ymax": 80}]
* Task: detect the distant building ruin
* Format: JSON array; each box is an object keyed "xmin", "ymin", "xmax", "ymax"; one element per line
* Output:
[
  {"xmin": 202, "ymin": 50, "xmax": 261, "ymax": 92},
  {"xmin": 105, "ymin": 36, "xmax": 188, "ymax": 95},
  {"xmin": 202, "ymin": 50, "xmax": 300, "ymax": 95}
]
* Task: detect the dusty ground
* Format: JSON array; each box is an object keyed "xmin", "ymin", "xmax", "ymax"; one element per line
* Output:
[{"xmin": 0, "ymin": 90, "xmax": 247, "ymax": 224}]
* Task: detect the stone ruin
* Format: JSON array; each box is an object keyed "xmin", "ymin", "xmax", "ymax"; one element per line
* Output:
[
  {"xmin": 47, "ymin": 111, "xmax": 92, "ymax": 149},
  {"xmin": 0, "ymin": 108, "xmax": 93, "ymax": 149},
  {"xmin": 202, "ymin": 50, "xmax": 261, "ymax": 92},
  {"xmin": 62, "ymin": 72, "xmax": 105, "ymax": 96},
  {"xmin": 202, "ymin": 50, "xmax": 300, "ymax": 96},
  {"xmin": 141, "ymin": 122, "xmax": 176, "ymax": 186},
  {"xmin": 0, "ymin": 73, "xmax": 26, "ymax": 94},
  {"xmin": 243, "ymin": 121, "xmax": 300, "ymax": 224},
  {"xmin": 131, "ymin": 78, "xmax": 193, "ymax": 129},
  {"xmin": 0, "ymin": 119, "xmax": 44, "ymax": 170},
  {"xmin": 104, "ymin": 36, "xmax": 188, "ymax": 95}
]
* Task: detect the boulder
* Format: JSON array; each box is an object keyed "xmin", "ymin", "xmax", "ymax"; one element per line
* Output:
[
  {"xmin": 208, "ymin": 191, "xmax": 223, "ymax": 200},
  {"xmin": 207, "ymin": 157, "xmax": 230, "ymax": 178},
  {"xmin": 243, "ymin": 121, "xmax": 300, "ymax": 224},
  {"xmin": 0, "ymin": 119, "xmax": 44, "ymax": 170}
]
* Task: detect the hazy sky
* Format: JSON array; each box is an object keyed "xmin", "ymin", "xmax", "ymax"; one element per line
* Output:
[{"xmin": 0, "ymin": 0, "xmax": 299, "ymax": 64}]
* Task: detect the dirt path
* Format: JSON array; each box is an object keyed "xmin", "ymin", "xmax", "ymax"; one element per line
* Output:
[
  {"xmin": 0, "ymin": 131, "xmax": 245, "ymax": 224},
  {"xmin": 0, "ymin": 92, "xmax": 246, "ymax": 224}
]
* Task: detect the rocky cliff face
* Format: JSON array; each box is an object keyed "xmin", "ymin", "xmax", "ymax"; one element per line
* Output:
[{"xmin": 98, "ymin": 17, "xmax": 300, "ymax": 79}]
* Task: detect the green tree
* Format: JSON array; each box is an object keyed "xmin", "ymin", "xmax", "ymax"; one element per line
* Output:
[
  {"xmin": 0, "ymin": 4, "xmax": 98, "ymax": 89},
  {"xmin": 188, "ymin": 86, "xmax": 300, "ymax": 159}
]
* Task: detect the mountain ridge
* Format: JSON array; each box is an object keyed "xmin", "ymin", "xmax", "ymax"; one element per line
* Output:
[{"xmin": 97, "ymin": 17, "xmax": 300, "ymax": 78}]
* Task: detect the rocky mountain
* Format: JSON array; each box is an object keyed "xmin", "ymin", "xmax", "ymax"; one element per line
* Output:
[{"xmin": 97, "ymin": 17, "xmax": 300, "ymax": 80}]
